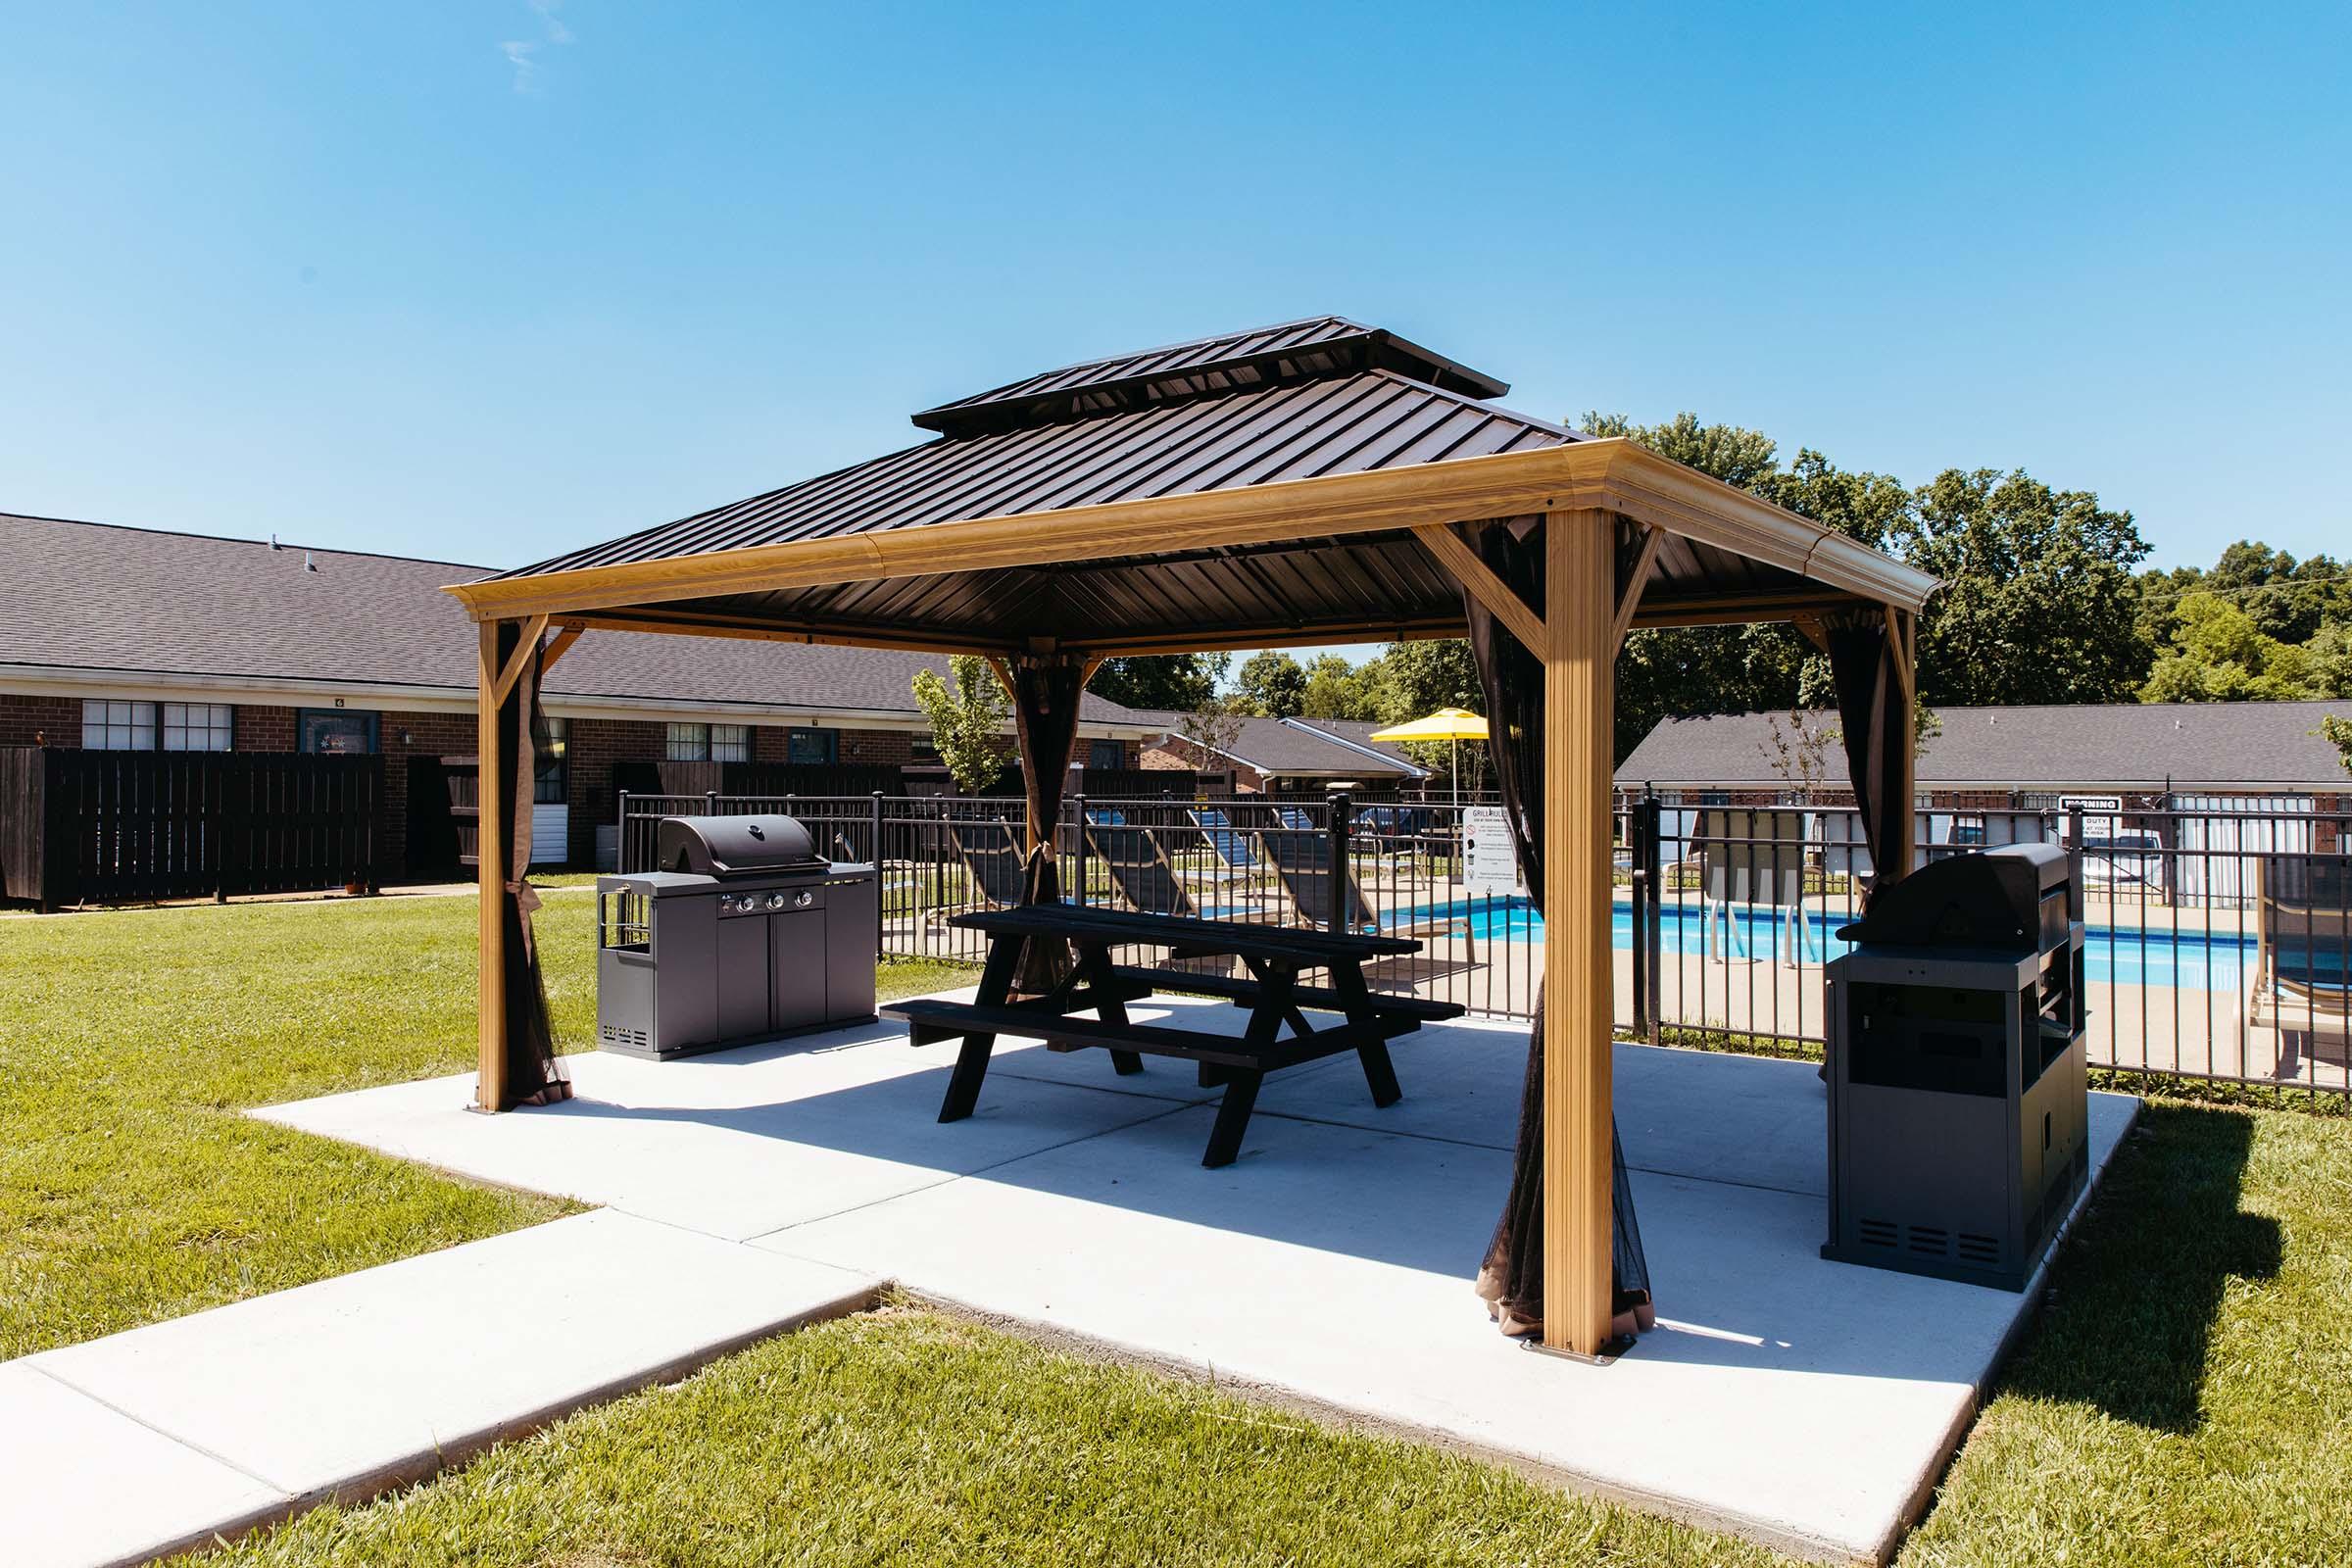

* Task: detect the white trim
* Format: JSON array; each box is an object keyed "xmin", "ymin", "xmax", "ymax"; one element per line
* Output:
[
  {"xmin": 1, "ymin": 664, "xmax": 1152, "ymax": 739},
  {"xmin": 1145, "ymin": 728, "xmax": 1416, "ymax": 779},
  {"xmin": 1277, "ymin": 716, "xmax": 1431, "ymax": 778}
]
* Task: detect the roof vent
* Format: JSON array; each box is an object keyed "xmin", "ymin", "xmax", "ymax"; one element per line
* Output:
[{"xmin": 304, "ymin": 551, "xmax": 318, "ymax": 572}]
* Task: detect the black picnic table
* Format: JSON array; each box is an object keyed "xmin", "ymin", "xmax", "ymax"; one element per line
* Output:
[{"xmin": 883, "ymin": 904, "xmax": 1464, "ymax": 1167}]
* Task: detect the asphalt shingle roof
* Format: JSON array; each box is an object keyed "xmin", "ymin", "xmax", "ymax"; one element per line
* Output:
[
  {"xmin": 0, "ymin": 512, "xmax": 1147, "ymax": 723},
  {"xmin": 1616, "ymin": 703, "xmax": 2352, "ymax": 792},
  {"xmin": 1136, "ymin": 712, "xmax": 1422, "ymax": 776}
]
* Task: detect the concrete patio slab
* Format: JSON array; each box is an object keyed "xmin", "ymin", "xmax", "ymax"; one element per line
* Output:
[
  {"xmin": 258, "ymin": 1010, "xmax": 1231, "ymax": 1242},
  {"xmin": 0, "ymin": 1362, "xmax": 285, "ymax": 1568},
  {"xmin": 251, "ymin": 995, "xmax": 2136, "ymax": 1564},
  {"xmin": 26, "ymin": 1210, "xmax": 876, "ymax": 1534}
]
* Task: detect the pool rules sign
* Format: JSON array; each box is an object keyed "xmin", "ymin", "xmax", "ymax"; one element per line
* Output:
[{"xmin": 1462, "ymin": 805, "xmax": 1522, "ymax": 899}]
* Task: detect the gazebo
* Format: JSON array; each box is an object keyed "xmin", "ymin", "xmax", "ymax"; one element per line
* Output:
[{"xmin": 447, "ymin": 317, "xmax": 1935, "ymax": 1357}]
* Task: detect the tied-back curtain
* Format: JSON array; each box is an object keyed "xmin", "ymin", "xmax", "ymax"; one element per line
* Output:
[
  {"xmin": 1010, "ymin": 653, "xmax": 1087, "ymax": 995},
  {"xmin": 495, "ymin": 621, "xmax": 570, "ymax": 1107},
  {"xmin": 1458, "ymin": 515, "xmax": 1652, "ymax": 1342},
  {"xmin": 1824, "ymin": 611, "xmax": 1911, "ymax": 903}
]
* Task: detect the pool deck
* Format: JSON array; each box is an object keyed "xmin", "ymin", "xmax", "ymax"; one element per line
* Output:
[{"xmin": 220, "ymin": 993, "xmax": 2138, "ymax": 1564}]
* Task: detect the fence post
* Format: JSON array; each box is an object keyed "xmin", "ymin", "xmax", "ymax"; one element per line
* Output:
[
  {"xmin": 869, "ymin": 791, "xmax": 886, "ymax": 956},
  {"xmin": 1327, "ymin": 789, "xmax": 1352, "ymax": 931},
  {"xmin": 1640, "ymin": 790, "xmax": 1664, "ymax": 1048},
  {"xmin": 1071, "ymin": 792, "xmax": 1089, "ymax": 908},
  {"xmin": 615, "ymin": 789, "xmax": 631, "ymax": 875},
  {"xmin": 705, "ymin": 788, "xmax": 719, "ymax": 817},
  {"xmin": 2067, "ymin": 803, "xmax": 2085, "ymax": 901}
]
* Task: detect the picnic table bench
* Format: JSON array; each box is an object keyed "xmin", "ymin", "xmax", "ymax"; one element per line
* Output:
[{"xmin": 883, "ymin": 904, "xmax": 1463, "ymax": 1166}]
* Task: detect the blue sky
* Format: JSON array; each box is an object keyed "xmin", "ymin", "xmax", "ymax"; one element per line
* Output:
[{"xmin": 4, "ymin": 1, "xmax": 2346, "ymax": 609}]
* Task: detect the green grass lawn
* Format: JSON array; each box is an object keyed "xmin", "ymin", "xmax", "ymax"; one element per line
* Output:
[
  {"xmin": 7, "ymin": 892, "xmax": 2350, "ymax": 1565},
  {"xmin": 0, "ymin": 888, "xmax": 971, "ymax": 1358}
]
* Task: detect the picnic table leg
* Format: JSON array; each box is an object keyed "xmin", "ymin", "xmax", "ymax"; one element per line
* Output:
[
  {"xmin": 1331, "ymin": 959, "xmax": 1403, "ymax": 1108},
  {"xmin": 939, "ymin": 933, "xmax": 1018, "ymax": 1123},
  {"xmin": 1239, "ymin": 953, "xmax": 1314, "ymax": 1038},
  {"xmin": 1201, "ymin": 965, "xmax": 1294, "ymax": 1165},
  {"xmin": 1075, "ymin": 940, "xmax": 1145, "ymax": 1076},
  {"xmin": 1202, "ymin": 1068, "xmax": 1263, "ymax": 1167}
]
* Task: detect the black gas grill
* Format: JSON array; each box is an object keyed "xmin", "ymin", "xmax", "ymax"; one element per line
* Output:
[
  {"xmin": 1823, "ymin": 843, "xmax": 2090, "ymax": 1290},
  {"xmin": 596, "ymin": 814, "xmax": 878, "ymax": 1060}
]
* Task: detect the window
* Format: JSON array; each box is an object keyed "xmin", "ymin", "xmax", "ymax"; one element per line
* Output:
[
  {"xmin": 82, "ymin": 699, "xmax": 158, "ymax": 751},
  {"xmin": 161, "ymin": 702, "xmax": 232, "ymax": 752},
  {"xmin": 909, "ymin": 735, "xmax": 939, "ymax": 763},
  {"xmin": 297, "ymin": 709, "xmax": 378, "ymax": 755},
  {"xmin": 1088, "ymin": 739, "xmax": 1124, "ymax": 771},
  {"xmin": 535, "ymin": 716, "xmax": 569, "ymax": 805},
  {"xmin": 667, "ymin": 721, "xmax": 750, "ymax": 762},
  {"xmin": 787, "ymin": 727, "xmax": 836, "ymax": 765}
]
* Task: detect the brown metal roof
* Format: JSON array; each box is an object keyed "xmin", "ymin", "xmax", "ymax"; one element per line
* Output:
[
  {"xmin": 464, "ymin": 319, "xmax": 1938, "ymax": 653},
  {"xmin": 503, "ymin": 368, "xmax": 1572, "ymax": 579},
  {"xmin": 909, "ymin": 317, "xmax": 1509, "ymax": 438}
]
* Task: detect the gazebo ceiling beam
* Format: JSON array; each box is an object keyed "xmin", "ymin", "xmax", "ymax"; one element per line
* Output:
[
  {"xmin": 559, "ymin": 609, "xmax": 1026, "ymax": 660},
  {"xmin": 447, "ymin": 441, "xmax": 1936, "ymax": 625}
]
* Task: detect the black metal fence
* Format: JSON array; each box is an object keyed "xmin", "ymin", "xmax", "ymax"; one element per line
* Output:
[
  {"xmin": 612, "ymin": 788, "xmax": 2352, "ymax": 1097},
  {"xmin": 1, "ymin": 748, "xmax": 381, "ymax": 907}
]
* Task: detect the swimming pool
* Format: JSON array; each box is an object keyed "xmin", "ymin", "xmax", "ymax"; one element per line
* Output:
[{"xmin": 1393, "ymin": 896, "xmax": 2259, "ymax": 989}]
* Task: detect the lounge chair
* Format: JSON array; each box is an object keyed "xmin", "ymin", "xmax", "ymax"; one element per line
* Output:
[
  {"xmin": 944, "ymin": 817, "xmax": 1032, "ymax": 911},
  {"xmin": 2246, "ymin": 854, "xmax": 2352, "ymax": 1074},
  {"xmin": 1087, "ymin": 821, "xmax": 1197, "ymax": 917},
  {"xmin": 1191, "ymin": 806, "xmax": 1265, "ymax": 878},
  {"xmin": 1257, "ymin": 824, "xmax": 1380, "ymax": 933}
]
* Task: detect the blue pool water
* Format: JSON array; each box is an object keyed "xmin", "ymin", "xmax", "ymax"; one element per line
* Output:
[{"xmin": 1395, "ymin": 897, "xmax": 2258, "ymax": 989}]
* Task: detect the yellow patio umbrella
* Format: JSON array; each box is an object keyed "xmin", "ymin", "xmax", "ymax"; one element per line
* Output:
[{"xmin": 1369, "ymin": 708, "xmax": 1488, "ymax": 807}]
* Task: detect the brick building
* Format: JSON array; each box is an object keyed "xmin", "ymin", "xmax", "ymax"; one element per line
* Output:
[{"xmin": 1, "ymin": 512, "xmax": 1153, "ymax": 878}]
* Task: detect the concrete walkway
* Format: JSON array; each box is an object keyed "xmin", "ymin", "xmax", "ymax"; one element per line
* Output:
[
  {"xmin": 5, "ymin": 998, "xmax": 2137, "ymax": 1566},
  {"xmin": 3, "ymin": 1212, "xmax": 877, "ymax": 1568}
]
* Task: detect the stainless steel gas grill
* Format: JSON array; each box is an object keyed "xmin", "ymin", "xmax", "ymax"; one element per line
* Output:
[
  {"xmin": 595, "ymin": 814, "xmax": 877, "ymax": 1060},
  {"xmin": 1823, "ymin": 842, "xmax": 2089, "ymax": 1291}
]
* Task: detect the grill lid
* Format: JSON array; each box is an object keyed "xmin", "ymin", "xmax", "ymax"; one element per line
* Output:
[
  {"xmin": 1838, "ymin": 842, "xmax": 2075, "ymax": 951},
  {"xmin": 658, "ymin": 814, "xmax": 825, "ymax": 877}
]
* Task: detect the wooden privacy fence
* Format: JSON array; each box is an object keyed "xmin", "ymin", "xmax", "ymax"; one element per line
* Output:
[{"xmin": 0, "ymin": 748, "xmax": 381, "ymax": 907}]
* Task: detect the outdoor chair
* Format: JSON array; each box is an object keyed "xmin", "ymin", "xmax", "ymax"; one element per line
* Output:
[
  {"xmin": 2246, "ymin": 854, "xmax": 2352, "ymax": 1076},
  {"xmin": 1257, "ymin": 825, "xmax": 1381, "ymax": 934},
  {"xmin": 1190, "ymin": 806, "xmax": 1266, "ymax": 880},
  {"xmin": 942, "ymin": 818, "xmax": 1032, "ymax": 912},
  {"xmin": 1087, "ymin": 821, "xmax": 1197, "ymax": 918}
]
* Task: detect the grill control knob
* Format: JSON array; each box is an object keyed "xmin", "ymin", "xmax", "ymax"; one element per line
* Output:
[
  {"xmin": 794, "ymin": 891, "xmax": 814, "ymax": 908},
  {"xmin": 765, "ymin": 891, "xmax": 788, "ymax": 910}
]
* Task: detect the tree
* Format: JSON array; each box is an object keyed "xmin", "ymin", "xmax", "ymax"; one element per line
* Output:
[
  {"xmin": 1299, "ymin": 653, "xmax": 1379, "ymax": 721},
  {"xmin": 1178, "ymin": 694, "xmax": 1250, "ymax": 769},
  {"xmin": 2322, "ymin": 715, "xmax": 2352, "ymax": 778},
  {"xmin": 2143, "ymin": 590, "xmax": 2352, "ymax": 701},
  {"xmin": 910, "ymin": 656, "xmax": 1009, "ymax": 793},
  {"xmin": 1089, "ymin": 653, "xmax": 1226, "ymax": 713},
  {"xmin": 1365, "ymin": 638, "xmax": 1482, "ymax": 724},
  {"xmin": 1897, "ymin": 468, "xmax": 2153, "ymax": 706},
  {"xmin": 1233, "ymin": 650, "xmax": 1309, "ymax": 717}
]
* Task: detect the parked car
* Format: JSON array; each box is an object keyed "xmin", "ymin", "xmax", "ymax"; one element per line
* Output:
[{"xmin": 2075, "ymin": 828, "xmax": 2167, "ymax": 893}]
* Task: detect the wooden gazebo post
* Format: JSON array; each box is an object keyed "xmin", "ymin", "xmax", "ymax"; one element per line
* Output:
[
  {"xmin": 1543, "ymin": 510, "xmax": 1619, "ymax": 1358},
  {"xmin": 474, "ymin": 618, "xmax": 511, "ymax": 1112}
]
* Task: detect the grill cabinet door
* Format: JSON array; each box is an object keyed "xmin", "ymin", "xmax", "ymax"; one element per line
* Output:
[
  {"xmin": 768, "ymin": 907, "xmax": 827, "ymax": 1031},
  {"xmin": 715, "ymin": 914, "xmax": 772, "ymax": 1041}
]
